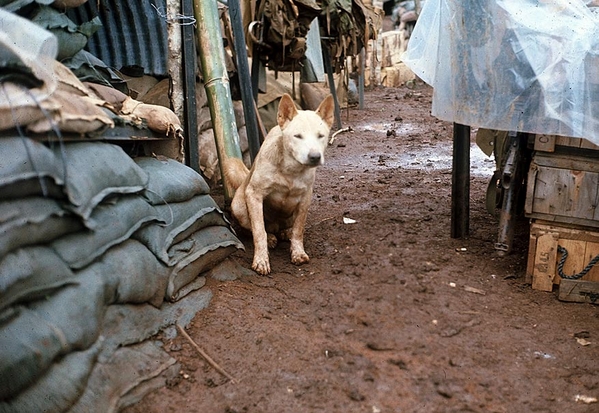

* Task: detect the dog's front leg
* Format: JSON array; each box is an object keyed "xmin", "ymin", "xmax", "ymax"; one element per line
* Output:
[
  {"xmin": 289, "ymin": 196, "xmax": 311, "ymax": 265},
  {"xmin": 245, "ymin": 188, "xmax": 271, "ymax": 275}
]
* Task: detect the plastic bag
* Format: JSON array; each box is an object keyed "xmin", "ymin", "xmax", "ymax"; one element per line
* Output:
[{"xmin": 403, "ymin": 0, "xmax": 599, "ymax": 142}]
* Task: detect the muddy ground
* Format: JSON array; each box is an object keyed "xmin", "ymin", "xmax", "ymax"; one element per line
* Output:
[{"xmin": 124, "ymin": 84, "xmax": 599, "ymax": 413}]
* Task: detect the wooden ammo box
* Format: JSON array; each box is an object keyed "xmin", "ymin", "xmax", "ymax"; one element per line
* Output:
[
  {"xmin": 526, "ymin": 141, "xmax": 599, "ymax": 299},
  {"xmin": 525, "ymin": 151, "xmax": 599, "ymax": 229},
  {"xmin": 527, "ymin": 221, "xmax": 599, "ymax": 294}
]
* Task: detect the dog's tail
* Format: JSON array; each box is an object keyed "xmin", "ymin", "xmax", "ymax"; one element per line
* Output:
[{"xmin": 223, "ymin": 157, "xmax": 249, "ymax": 191}]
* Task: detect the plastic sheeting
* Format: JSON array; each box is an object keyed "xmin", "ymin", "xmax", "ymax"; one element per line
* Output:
[{"xmin": 403, "ymin": 0, "xmax": 599, "ymax": 142}]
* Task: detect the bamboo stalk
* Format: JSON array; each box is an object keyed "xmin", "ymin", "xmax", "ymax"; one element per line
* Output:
[{"xmin": 193, "ymin": 0, "xmax": 243, "ymax": 203}]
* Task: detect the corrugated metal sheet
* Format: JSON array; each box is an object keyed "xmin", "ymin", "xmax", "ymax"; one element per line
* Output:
[{"xmin": 68, "ymin": 0, "xmax": 169, "ymax": 77}]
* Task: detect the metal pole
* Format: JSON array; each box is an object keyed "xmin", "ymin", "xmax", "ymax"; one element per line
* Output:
[
  {"xmin": 228, "ymin": 0, "xmax": 261, "ymax": 162},
  {"xmin": 358, "ymin": 48, "xmax": 365, "ymax": 110},
  {"xmin": 451, "ymin": 123, "xmax": 470, "ymax": 238},
  {"xmin": 321, "ymin": 41, "xmax": 342, "ymax": 129},
  {"xmin": 182, "ymin": 0, "xmax": 199, "ymax": 172}
]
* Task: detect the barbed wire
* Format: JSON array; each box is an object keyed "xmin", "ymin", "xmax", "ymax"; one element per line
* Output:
[{"xmin": 152, "ymin": 4, "xmax": 196, "ymax": 26}]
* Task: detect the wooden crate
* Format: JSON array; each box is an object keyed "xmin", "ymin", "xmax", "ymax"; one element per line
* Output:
[
  {"xmin": 534, "ymin": 134, "xmax": 599, "ymax": 152},
  {"xmin": 525, "ymin": 152, "xmax": 599, "ymax": 229},
  {"xmin": 527, "ymin": 221, "xmax": 599, "ymax": 291}
]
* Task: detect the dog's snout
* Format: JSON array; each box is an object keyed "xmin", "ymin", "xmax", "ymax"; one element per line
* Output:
[{"xmin": 308, "ymin": 152, "xmax": 322, "ymax": 165}]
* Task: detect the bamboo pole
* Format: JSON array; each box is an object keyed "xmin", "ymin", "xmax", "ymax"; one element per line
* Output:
[{"xmin": 193, "ymin": 0, "xmax": 243, "ymax": 203}]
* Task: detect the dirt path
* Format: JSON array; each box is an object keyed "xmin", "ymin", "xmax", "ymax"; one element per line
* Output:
[{"xmin": 124, "ymin": 84, "xmax": 599, "ymax": 413}]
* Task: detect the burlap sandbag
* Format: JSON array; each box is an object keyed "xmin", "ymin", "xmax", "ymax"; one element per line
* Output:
[
  {"xmin": 165, "ymin": 226, "xmax": 243, "ymax": 302},
  {"xmin": 27, "ymin": 89, "xmax": 114, "ymax": 135},
  {"xmin": 133, "ymin": 194, "xmax": 232, "ymax": 265},
  {"xmin": 90, "ymin": 239, "xmax": 170, "ymax": 308},
  {"xmin": 121, "ymin": 96, "xmax": 182, "ymax": 138},
  {"xmin": 51, "ymin": 142, "xmax": 149, "ymax": 223},
  {"xmin": 51, "ymin": 195, "xmax": 164, "ymax": 269},
  {"xmin": 0, "ymin": 197, "xmax": 83, "ymax": 257},
  {"xmin": 0, "ymin": 12, "xmax": 58, "ymax": 131},
  {"xmin": 0, "ymin": 137, "xmax": 65, "ymax": 200},
  {"xmin": 0, "ymin": 269, "xmax": 106, "ymax": 399},
  {"xmin": 0, "ymin": 339, "xmax": 102, "ymax": 413},
  {"xmin": 134, "ymin": 156, "xmax": 210, "ymax": 205},
  {"xmin": 0, "ymin": 246, "xmax": 77, "ymax": 312}
]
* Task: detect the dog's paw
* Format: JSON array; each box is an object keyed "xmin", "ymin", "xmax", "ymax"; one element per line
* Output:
[
  {"xmin": 291, "ymin": 250, "xmax": 310, "ymax": 265},
  {"xmin": 278, "ymin": 228, "xmax": 292, "ymax": 241},
  {"xmin": 267, "ymin": 233, "xmax": 278, "ymax": 249},
  {"xmin": 252, "ymin": 255, "xmax": 271, "ymax": 275}
]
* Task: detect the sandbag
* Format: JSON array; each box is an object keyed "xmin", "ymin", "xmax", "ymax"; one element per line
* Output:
[
  {"xmin": 133, "ymin": 194, "xmax": 232, "ymax": 265},
  {"xmin": 52, "ymin": 142, "xmax": 149, "ymax": 222},
  {"xmin": 27, "ymin": 89, "xmax": 115, "ymax": 135},
  {"xmin": 134, "ymin": 156, "xmax": 211, "ymax": 205},
  {"xmin": 0, "ymin": 247, "xmax": 77, "ymax": 313},
  {"xmin": 0, "ymin": 11, "xmax": 58, "ymax": 131},
  {"xmin": 51, "ymin": 195, "xmax": 164, "ymax": 269},
  {"xmin": 0, "ymin": 197, "xmax": 83, "ymax": 257},
  {"xmin": 121, "ymin": 97, "xmax": 182, "ymax": 137},
  {"xmin": 0, "ymin": 137, "xmax": 65, "ymax": 200},
  {"xmin": 89, "ymin": 239, "xmax": 170, "ymax": 308},
  {"xmin": 0, "ymin": 338, "xmax": 102, "ymax": 413},
  {"xmin": 30, "ymin": 6, "xmax": 101, "ymax": 60},
  {"xmin": 165, "ymin": 226, "xmax": 244, "ymax": 301},
  {"xmin": 0, "ymin": 267, "xmax": 105, "ymax": 399}
]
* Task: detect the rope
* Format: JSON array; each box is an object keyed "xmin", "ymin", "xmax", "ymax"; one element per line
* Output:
[{"xmin": 556, "ymin": 245, "xmax": 599, "ymax": 280}]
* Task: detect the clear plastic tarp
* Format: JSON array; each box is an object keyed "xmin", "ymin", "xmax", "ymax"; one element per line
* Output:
[{"xmin": 403, "ymin": 0, "xmax": 599, "ymax": 144}]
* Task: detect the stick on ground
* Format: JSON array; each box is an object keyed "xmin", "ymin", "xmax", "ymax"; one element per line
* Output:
[{"xmin": 176, "ymin": 324, "xmax": 238, "ymax": 384}]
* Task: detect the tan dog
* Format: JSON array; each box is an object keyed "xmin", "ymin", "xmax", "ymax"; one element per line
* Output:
[{"xmin": 224, "ymin": 93, "xmax": 335, "ymax": 275}]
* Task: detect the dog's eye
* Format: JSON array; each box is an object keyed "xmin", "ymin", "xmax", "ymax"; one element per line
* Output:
[
  {"xmin": 318, "ymin": 133, "xmax": 326, "ymax": 139},
  {"xmin": 294, "ymin": 134, "xmax": 303, "ymax": 139}
]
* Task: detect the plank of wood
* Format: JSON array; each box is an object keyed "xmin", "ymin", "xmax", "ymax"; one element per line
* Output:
[
  {"xmin": 556, "ymin": 135, "xmax": 582, "ymax": 148},
  {"xmin": 557, "ymin": 239, "xmax": 586, "ymax": 285},
  {"xmin": 580, "ymin": 138, "xmax": 599, "ymax": 151},
  {"xmin": 584, "ymin": 242, "xmax": 599, "ymax": 282},
  {"xmin": 558, "ymin": 279, "xmax": 599, "ymax": 304},
  {"xmin": 532, "ymin": 231, "xmax": 559, "ymax": 291},
  {"xmin": 534, "ymin": 134, "xmax": 556, "ymax": 152}
]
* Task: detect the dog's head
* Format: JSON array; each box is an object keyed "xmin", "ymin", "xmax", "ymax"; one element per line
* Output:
[{"xmin": 277, "ymin": 93, "xmax": 335, "ymax": 167}]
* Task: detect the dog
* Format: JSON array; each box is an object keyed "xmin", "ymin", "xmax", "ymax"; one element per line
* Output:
[{"xmin": 224, "ymin": 93, "xmax": 335, "ymax": 275}]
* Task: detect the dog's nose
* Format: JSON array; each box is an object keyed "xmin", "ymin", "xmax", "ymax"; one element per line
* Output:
[{"xmin": 308, "ymin": 153, "xmax": 321, "ymax": 165}]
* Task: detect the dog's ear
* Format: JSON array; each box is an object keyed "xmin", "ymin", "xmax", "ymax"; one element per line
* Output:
[
  {"xmin": 316, "ymin": 94, "xmax": 335, "ymax": 128},
  {"xmin": 277, "ymin": 93, "xmax": 298, "ymax": 128}
]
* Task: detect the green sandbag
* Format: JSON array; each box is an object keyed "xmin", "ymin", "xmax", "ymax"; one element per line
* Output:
[
  {"xmin": 0, "ymin": 338, "xmax": 102, "ymax": 413},
  {"xmin": 51, "ymin": 195, "xmax": 164, "ymax": 270},
  {"xmin": 133, "ymin": 194, "xmax": 231, "ymax": 265},
  {"xmin": 52, "ymin": 142, "xmax": 149, "ymax": 223},
  {"xmin": 0, "ymin": 137, "xmax": 65, "ymax": 200},
  {"xmin": 0, "ymin": 269, "xmax": 107, "ymax": 399},
  {"xmin": 0, "ymin": 246, "xmax": 77, "ymax": 312},
  {"xmin": 0, "ymin": 198, "xmax": 83, "ymax": 258},
  {"xmin": 134, "ymin": 157, "xmax": 211, "ymax": 205},
  {"xmin": 88, "ymin": 239, "xmax": 170, "ymax": 308}
]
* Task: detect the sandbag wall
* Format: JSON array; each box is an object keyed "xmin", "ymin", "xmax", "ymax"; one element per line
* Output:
[{"xmin": 0, "ymin": 138, "xmax": 243, "ymax": 412}]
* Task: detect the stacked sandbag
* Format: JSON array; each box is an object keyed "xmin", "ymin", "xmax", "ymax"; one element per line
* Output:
[
  {"xmin": 0, "ymin": 138, "xmax": 244, "ymax": 412},
  {"xmin": 0, "ymin": 8, "xmax": 245, "ymax": 413}
]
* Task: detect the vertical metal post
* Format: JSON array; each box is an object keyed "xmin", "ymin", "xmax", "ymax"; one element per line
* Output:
[
  {"xmin": 321, "ymin": 41, "xmax": 342, "ymax": 129},
  {"xmin": 181, "ymin": 0, "xmax": 199, "ymax": 172},
  {"xmin": 358, "ymin": 48, "xmax": 365, "ymax": 110},
  {"xmin": 228, "ymin": 0, "xmax": 261, "ymax": 162},
  {"xmin": 451, "ymin": 123, "xmax": 470, "ymax": 238}
]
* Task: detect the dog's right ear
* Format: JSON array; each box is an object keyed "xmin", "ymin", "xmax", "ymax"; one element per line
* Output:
[
  {"xmin": 277, "ymin": 93, "xmax": 298, "ymax": 128},
  {"xmin": 316, "ymin": 94, "xmax": 335, "ymax": 128}
]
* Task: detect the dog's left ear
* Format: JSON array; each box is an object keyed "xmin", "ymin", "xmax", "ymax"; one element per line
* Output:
[
  {"xmin": 316, "ymin": 94, "xmax": 335, "ymax": 128},
  {"xmin": 277, "ymin": 93, "xmax": 298, "ymax": 128}
]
